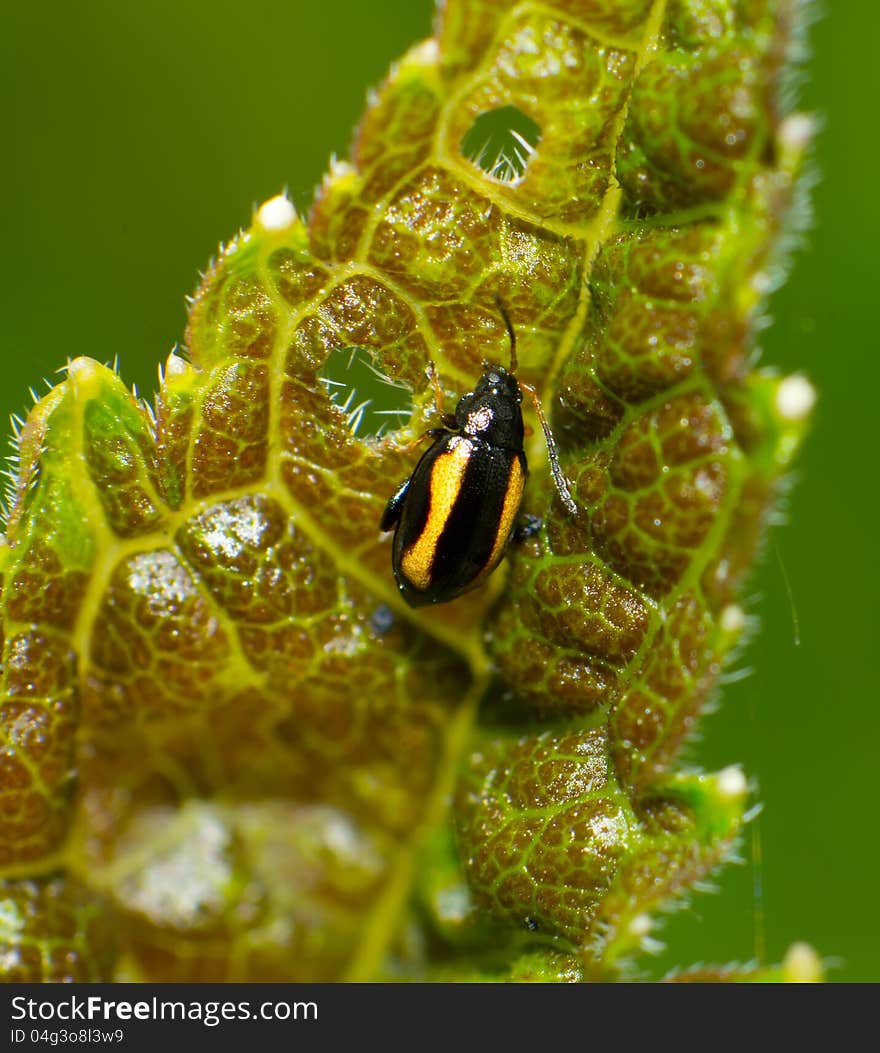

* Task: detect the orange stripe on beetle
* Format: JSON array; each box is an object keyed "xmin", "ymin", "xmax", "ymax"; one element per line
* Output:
[
  {"xmin": 472, "ymin": 455, "xmax": 525, "ymax": 587},
  {"xmin": 400, "ymin": 438, "xmax": 472, "ymax": 591}
]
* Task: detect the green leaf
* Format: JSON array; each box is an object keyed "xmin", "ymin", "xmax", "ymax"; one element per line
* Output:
[{"xmin": 0, "ymin": 0, "xmax": 816, "ymax": 981}]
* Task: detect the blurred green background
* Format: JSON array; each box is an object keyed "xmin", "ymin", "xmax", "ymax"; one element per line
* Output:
[{"xmin": 1, "ymin": 2, "xmax": 875, "ymax": 981}]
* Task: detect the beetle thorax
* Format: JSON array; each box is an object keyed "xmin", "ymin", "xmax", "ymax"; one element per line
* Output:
[{"xmin": 455, "ymin": 368, "xmax": 524, "ymax": 450}]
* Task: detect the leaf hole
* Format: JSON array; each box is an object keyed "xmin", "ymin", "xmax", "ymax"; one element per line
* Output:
[
  {"xmin": 318, "ymin": 346, "xmax": 413, "ymax": 438},
  {"xmin": 460, "ymin": 106, "xmax": 541, "ymax": 183}
]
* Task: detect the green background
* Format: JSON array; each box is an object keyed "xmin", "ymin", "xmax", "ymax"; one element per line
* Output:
[{"xmin": 1, "ymin": 2, "xmax": 876, "ymax": 980}]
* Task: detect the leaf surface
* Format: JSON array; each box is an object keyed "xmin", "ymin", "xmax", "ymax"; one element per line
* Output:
[{"xmin": 0, "ymin": 0, "xmax": 814, "ymax": 981}]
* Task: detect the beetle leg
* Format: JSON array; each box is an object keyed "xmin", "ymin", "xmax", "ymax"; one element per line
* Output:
[
  {"xmin": 380, "ymin": 477, "xmax": 410, "ymax": 532},
  {"xmin": 394, "ymin": 426, "xmax": 448, "ymax": 455},
  {"xmin": 512, "ymin": 513, "xmax": 543, "ymax": 543}
]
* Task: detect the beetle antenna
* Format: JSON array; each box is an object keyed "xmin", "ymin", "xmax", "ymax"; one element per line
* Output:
[
  {"xmin": 520, "ymin": 381, "xmax": 578, "ymax": 515},
  {"xmin": 493, "ymin": 293, "xmax": 517, "ymax": 374}
]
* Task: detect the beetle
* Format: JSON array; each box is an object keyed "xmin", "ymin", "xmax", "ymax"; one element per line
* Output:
[{"xmin": 380, "ymin": 300, "xmax": 577, "ymax": 607}]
